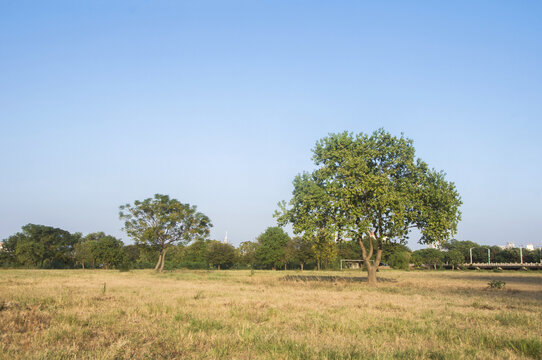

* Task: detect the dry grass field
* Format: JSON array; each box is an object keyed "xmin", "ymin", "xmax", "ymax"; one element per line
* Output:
[{"xmin": 1, "ymin": 269, "xmax": 541, "ymax": 360}]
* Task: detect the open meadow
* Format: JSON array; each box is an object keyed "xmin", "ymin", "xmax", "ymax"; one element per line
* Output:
[{"xmin": 1, "ymin": 269, "xmax": 541, "ymax": 360}]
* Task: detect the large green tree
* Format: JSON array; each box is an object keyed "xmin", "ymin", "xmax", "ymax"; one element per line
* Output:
[
  {"xmin": 119, "ymin": 194, "xmax": 212, "ymax": 272},
  {"xmin": 277, "ymin": 130, "xmax": 462, "ymax": 284},
  {"xmin": 2, "ymin": 224, "xmax": 80, "ymax": 268}
]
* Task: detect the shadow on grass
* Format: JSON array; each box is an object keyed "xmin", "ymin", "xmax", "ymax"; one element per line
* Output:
[
  {"xmin": 281, "ymin": 275, "xmax": 397, "ymax": 283},
  {"xmin": 447, "ymin": 274, "xmax": 542, "ymax": 286}
]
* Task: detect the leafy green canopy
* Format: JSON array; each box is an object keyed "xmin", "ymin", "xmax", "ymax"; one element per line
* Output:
[
  {"xmin": 1, "ymin": 224, "xmax": 80, "ymax": 268},
  {"xmin": 119, "ymin": 194, "xmax": 212, "ymax": 250},
  {"xmin": 206, "ymin": 241, "xmax": 236, "ymax": 269},
  {"xmin": 278, "ymin": 129, "xmax": 462, "ymax": 248},
  {"xmin": 255, "ymin": 227, "xmax": 290, "ymax": 269}
]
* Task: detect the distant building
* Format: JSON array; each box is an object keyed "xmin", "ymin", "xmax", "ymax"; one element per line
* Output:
[
  {"xmin": 427, "ymin": 242, "xmax": 443, "ymax": 250},
  {"xmin": 498, "ymin": 242, "xmax": 515, "ymax": 250},
  {"xmin": 526, "ymin": 243, "xmax": 534, "ymax": 251},
  {"xmin": 223, "ymin": 231, "xmax": 228, "ymax": 244}
]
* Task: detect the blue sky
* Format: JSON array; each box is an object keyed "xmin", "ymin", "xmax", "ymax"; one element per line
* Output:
[{"xmin": 1, "ymin": 1, "xmax": 541, "ymax": 249}]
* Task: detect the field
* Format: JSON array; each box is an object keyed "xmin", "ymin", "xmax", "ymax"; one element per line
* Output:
[{"xmin": 1, "ymin": 269, "xmax": 541, "ymax": 360}]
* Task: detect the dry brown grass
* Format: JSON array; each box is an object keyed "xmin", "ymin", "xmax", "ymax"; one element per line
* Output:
[{"xmin": 1, "ymin": 269, "xmax": 541, "ymax": 359}]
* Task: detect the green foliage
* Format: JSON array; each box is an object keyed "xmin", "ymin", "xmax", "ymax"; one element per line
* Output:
[
  {"xmin": 444, "ymin": 249, "xmax": 464, "ymax": 268},
  {"xmin": 389, "ymin": 251, "xmax": 411, "ymax": 270},
  {"xmin": 443, "ymin": 239, "xmax": 479, "ymax": 262},
  {"xmin": 118, "ymin": 262, "xmax": 133, "ymax": 272},
  {"xmin": 381, "ymin": 243, "xmax": 411, "ymax": 264},
  {"xmin": 86, "ymin": 233, "xmax": 126, "ymax": 269},
  {"xmin": 74, "ymin": 240, "xmax": 94, "ymax": 268},
  {"xmin": 182, "ymin": 240, "xmax": 210, "ymax": 269},
  {"xmin": 255, "ymin": 227, "xmax": 290, "ymax": 269},
  {"xmin": 206, "ymin": 241, "xmax": 236, "ymax": 269},
  {"xmin": 1, "ymin": 224, "xmax": 80, "ymax": 268},
  {"xmin": 336, "ymin": 239, "xmax": 362, "ymax": 261},
  {"xmin": 412, "ymin": 248, "xmax": 444, "ymax": 269},
  {"xmin": 237, "ymin": 241, "xmax": 259, "ymax": 268},
  {"xmin": 277, "ymin": 129, "xmax": 462, "ymax": 281},
  {"xmin": 310, "ymin": 231, "xmax": 337, "ymax": 270},
  {"xmin": 123, "ymin": 245, "xmax": 141, "ymax": 266},
  {"xmin": 119, "ymin": 194, "xmax": 212, "ymax": 271},
  {"xmin": 288, "ymin": 236, "xmax": 315, "ymax": 270},
  {"xmin": 488, "ymin": 280, "xmax": 506, "ymax": 289}
]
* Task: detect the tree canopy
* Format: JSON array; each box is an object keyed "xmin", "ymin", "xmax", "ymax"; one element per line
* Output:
[
  {"xmin": 207, "ymin": 241, "xmax": 236, "ymax": 270},
  {"xmin": 119, "ymin": 194, "xmax": 212, "ymax": 272},
  {"xmin": 2, "ymin": 224, "xmax": 80, "ymax": 268},
  {"xmin": 255, "ymin": 227, "xmax": 290, "ymax": 270}
]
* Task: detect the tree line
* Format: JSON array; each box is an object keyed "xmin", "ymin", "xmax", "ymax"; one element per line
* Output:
[
  {"xmin": 1, "ymin": 129, "xmax": 465, "ymax": 280},
  {"xmin": 2, "ymin": 223, "xmax": 537, "ymax": 270}
]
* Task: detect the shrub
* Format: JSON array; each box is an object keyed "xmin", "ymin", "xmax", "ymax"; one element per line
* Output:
[
  {"xmin": 389, "ymin": 251, "xmax": 411, "ymax": 270},
  {"xmin": 118, "ymin": 262, "xmax": 132, "ymax": 272},
  {"xmin": 488, "ymin": 280, "xmax": 506, "ymax": 289}
]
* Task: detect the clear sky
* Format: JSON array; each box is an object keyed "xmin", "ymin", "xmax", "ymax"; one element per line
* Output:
[{"xmin": 1, "ymin": 1, "xmax": 541, "ymax": 249}]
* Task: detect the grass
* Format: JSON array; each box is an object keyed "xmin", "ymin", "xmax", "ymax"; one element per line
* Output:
[{"xmin": 0, "ymin": 269, "xmax": 541, "ymax": 359}]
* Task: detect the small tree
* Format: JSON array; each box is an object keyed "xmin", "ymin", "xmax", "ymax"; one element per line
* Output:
[
  {"xmin": 238, "ymin": 241, "xmax": 259, "ymax": 268},
  {"xmin": 87, "ymin": 233, "xmax": 126, "ymax": 270},
  {"xmin": 444, "ymin": 249, "xmax": 464, "ymax": 270},
  {"xmin": 412, "ymin": 248, "xmax": 444, "ymax": 270},
  {"xmin": 120, "ymin": 194, "xmax": 212, "ymax": 272},
  {"xmin": 289, "ymin": 236, "xmax": 315, "ymax": 271},
  {"xmin": 311, "ymin": 230, "xmax": 337, "ymax": 270},
  {"xmin": 207, "ymin": 241, "xmax": 236, "ymax": 270},
  {"xmin": 255, "ymin": 227, "xmax": 290, "ymax": 270},
  {"xmin": 74, "ymin": 240, "xmax": 94, "ymax": 269},
  {"xmin": 389, "ymin": 251, "xmax": 411, "ymax": 270}
]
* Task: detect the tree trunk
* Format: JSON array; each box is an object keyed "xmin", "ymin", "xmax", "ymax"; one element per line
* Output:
[
  {"xmin": 367, "ymin": 265, "xmax": 378, "ymax": 285},
  {"xmin": 154, "ymin": 252, "xmax": 162, "ymax": 271},
  {"xmin": 317, "ymin": 259, "xmax": 321, "ymax": 271},
  {"xmin": 359, "ymin": 232, "xmax": 382, "ymax": 286},
  {"xmin": 218, "ymin": 264, "xmax": 221, "ymax": 270},
  {"xmin": 159, "ymin": 248, "xmax": 168, "ymax": 272},
  {"xmin": 82, "ymin": 262, "xmax": 85, "ymax": 270},
  {"xmin": 433, "ymin": 263, "xmax": 437, "ymax": 270},
  {"xmin": 301, "ymin": 263, "xmax": 304, "ymax": 272},
  {"xmin": 284, "ymin": 263, "xmax": 287, "ymax": 271}
]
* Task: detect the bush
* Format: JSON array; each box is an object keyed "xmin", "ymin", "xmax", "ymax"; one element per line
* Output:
[
  {"xmin": 118, "ymin": 262, "xmax": 132, "ymax": 272},
  {"xmin": 389, "ymin": 251, "xmax": 411, "ymax": 270},
  {"xmin": 488, "ymin": 280, "xmax": 506, "ymax": 289}
]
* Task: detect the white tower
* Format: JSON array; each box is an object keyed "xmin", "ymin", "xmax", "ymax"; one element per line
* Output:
[{"xmin": 223, "ymin": 231, "xmax": 228, "ymax": 244}]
